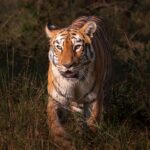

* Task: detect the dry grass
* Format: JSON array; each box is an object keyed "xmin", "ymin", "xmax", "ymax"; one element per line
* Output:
[{"xmin": 0, "ymin": 0, "xmax": 150, "ymax": 149}]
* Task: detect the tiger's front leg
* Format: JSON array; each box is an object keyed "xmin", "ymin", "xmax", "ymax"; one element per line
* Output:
[
  {"xmin": 47, "ymin": 98, "xmax": 75, "ymax": 149},
  {"xmin": 84, "ymin": 92, "xmax": 104, "ymax": 133}
]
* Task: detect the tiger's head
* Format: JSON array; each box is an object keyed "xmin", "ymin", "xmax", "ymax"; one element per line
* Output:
[{"xmin": 45, "ymin": 21, "xmax": 97, "ymax": 80}]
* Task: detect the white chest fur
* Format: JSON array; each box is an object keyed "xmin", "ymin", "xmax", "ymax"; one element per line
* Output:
[{"xmin": 50, "ymin": 62, "xmax": 98, "ymax": 105}]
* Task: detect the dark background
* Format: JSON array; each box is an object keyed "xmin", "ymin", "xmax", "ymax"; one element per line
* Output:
[{"xmin": 0, "ymin": 0, "xmax": 149, "ymax": 149}]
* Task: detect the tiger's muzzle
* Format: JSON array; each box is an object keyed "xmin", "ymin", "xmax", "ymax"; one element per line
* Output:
[{"xmin": 60, "ymin": 70, "xmax": 79, "ymax": 79}]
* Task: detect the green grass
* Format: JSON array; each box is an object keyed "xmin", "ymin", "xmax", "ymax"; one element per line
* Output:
[{"xmin": 0, "ymin": 0, "xmax": 150, "ymax": 149}]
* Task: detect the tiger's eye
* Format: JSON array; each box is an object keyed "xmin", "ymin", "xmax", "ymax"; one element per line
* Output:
[
  {"xmin": 74, "ymin": 45, "xmax": 81, "ymax": 51},
  {"xmin": 56, "ymin": 45, "xmax": 62, "ymax": 50}
]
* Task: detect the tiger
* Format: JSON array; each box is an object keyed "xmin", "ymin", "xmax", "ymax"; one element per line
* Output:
[{"xmin": 45, "ymin": 16, "xmax": 112, "ymax": 149}]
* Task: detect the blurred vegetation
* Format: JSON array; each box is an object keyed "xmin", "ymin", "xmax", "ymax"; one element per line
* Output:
[{"xmin": 0, "ymin": 0, "xmax": 150, "ymax": 149}]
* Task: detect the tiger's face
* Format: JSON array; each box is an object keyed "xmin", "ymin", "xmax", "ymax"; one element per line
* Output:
[{"xmin": 45, "ymin": 22, "xmax": 97, "ymax": 79}]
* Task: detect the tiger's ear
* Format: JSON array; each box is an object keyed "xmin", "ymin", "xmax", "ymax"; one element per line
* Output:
[
  {"xmin": 80, "ymin": 21, "xmax": 97, "ymax": 38},
  {"xmin": 45, "ymin": 23, "xmax": 58, "ymax": 39}
]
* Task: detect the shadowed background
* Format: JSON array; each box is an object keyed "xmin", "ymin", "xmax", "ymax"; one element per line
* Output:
[{"xmin": 0, "ymin": 0, "xmax": 149, "ymax": 149}]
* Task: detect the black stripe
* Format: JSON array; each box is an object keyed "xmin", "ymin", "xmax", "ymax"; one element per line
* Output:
[
  {"xmin": 52, "ymin": 81, "xmax": 66, "ymax": 98},
  {"xmin": 85, "ymin": 43, "xmax": 93, "ymax": 59},
  {"xmin": 71, "ymin": 33, "xmax": 77, "ymax": 36},
  {"xmin": 82, "ymin": 43, "xmax": 88, "ymax": 61},
  {"xmin": 89, "ymin": 45, "xmax": 94, "ymax": 58}
]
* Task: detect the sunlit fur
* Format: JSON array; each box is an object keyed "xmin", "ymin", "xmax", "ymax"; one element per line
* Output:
[{"xmin": 46, "ymin": 16, "xmax": 112, "ymax": 149}]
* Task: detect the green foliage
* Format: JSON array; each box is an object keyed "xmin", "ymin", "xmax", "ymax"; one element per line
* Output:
[{"xmin": 0, "ymin": 0, "xmax": 149, "ymax": 149}]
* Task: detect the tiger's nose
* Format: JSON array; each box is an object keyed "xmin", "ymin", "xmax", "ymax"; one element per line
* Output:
[{"xmin": 63, "ymin": 62, "xmax": 74, "ymax": 68}]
